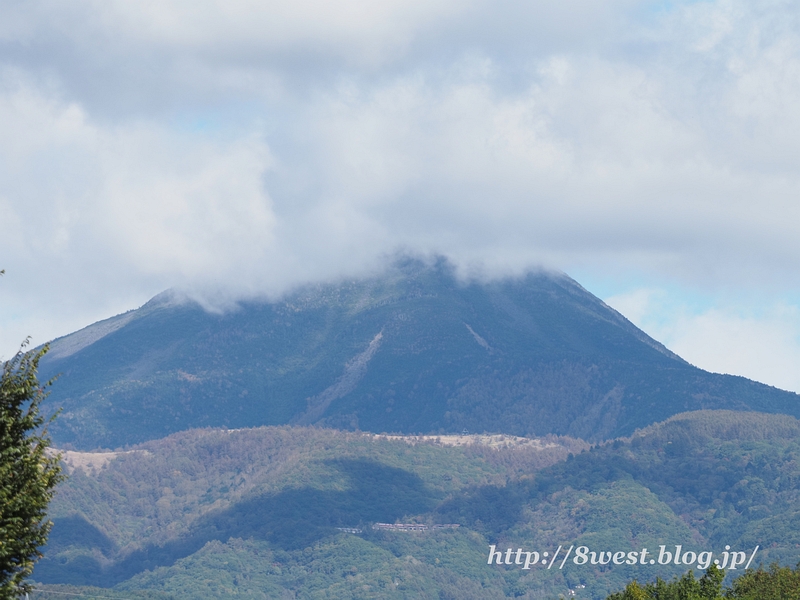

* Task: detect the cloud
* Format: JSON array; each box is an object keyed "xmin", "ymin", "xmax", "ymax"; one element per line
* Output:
[
  {"xmin": 0, "ymin": 79, "xmax": 277, "ymax": 277},
  {"xmin": 605, "ymin": 288, "xmax": 800, "ymax": 393},
  {"xmin": 1, "ymin": 0, "xmax": 633, "ymax": 66},
  {"xmin": 666, "ymin": 306, "xmax": 800, "ymax": 394},
  {"xmin": 275, "ymin": 46, "xmax": 800, "ymax": 286},
  {"xmin": 1, "ymin": 0, "xmax": 800, "ymax": 391},
  {"xmin": 0, "ymin": 76, "xmax": 278, "ymax": 354}
]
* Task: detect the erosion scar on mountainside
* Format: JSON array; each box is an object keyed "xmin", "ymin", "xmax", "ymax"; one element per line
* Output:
[{"xmin": 294, "ymin": 330, "xmax": 384, "ymax": 425}]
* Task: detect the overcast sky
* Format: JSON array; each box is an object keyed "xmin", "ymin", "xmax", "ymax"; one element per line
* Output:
[{"xmin": 1, "ymin": 0, "xmax": 800, "ymax": 392}]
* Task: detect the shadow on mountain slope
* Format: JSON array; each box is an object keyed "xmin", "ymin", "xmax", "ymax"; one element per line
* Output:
[{"xmin": 36, "ymin": 458, "xmax": 440, "ymax": 587}]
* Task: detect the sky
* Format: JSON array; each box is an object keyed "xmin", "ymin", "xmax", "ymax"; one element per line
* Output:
[{"xmin": 1, "ymin": 0, "xmax": 800, "ymax": 392}]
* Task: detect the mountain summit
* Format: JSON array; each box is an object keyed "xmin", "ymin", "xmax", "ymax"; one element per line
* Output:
[{"xmin": 40, "ymin": 258, "xmax": 798, "ymax": 449}]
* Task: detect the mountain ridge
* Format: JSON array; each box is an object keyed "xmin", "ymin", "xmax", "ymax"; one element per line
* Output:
[{"xmin": 38, "ymin": 258, "xmax": 799, "ymax": 450}]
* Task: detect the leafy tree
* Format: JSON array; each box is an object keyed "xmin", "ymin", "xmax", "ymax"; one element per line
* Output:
[
  {"xmin": 725, "ymin": 563, "xmax": 800, "ymax": 599},
  {"xmin": 1, "ymin": 271, "xmax": 64, "ymax": 597},
  {"xmin": 607, "ymin": 565, "xmax": 725, "ymax": 600},
  {"xmin": 608, "ymin": 563, "xmax": 800, "ymax": 599}
]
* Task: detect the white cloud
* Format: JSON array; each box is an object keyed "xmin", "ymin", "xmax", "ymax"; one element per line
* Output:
[
  {"xmin": 0, "ymin": 82, "xmax": 277, "ymax": 278},
  {"xmin": 281, "ymin": 49, "xmax": 800, "ymax": 286},
  {"xmin": 606, "ymin": 289, "xmax": 800, "ymax": 393},
  {"xmin": 1, "ymin": 0, "xmax": 634, "ymax": 64},
  {"xmin": 666, "ymin": 306, "xmax": 800, "ymax": 393},
  {"xmin": 0, "ymin": 78, "xmax": 278, "ymax": 355},
  {"xmin": 604, "ymin": 289, "xmax": 659, "ymax": 326},
  {"xmin": 2, "ymin": 0, "xmax": 800, "ymax": 391}
]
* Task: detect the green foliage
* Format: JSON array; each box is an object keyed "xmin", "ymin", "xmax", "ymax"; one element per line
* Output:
[
  {"xmin": 38, "ymin": 427, "xmax": 512, "ymax": 587},
  {"xmin": 118, "ymin": 535, "xmax": 503, "ymax": 600},
  {"xmin": 34, "ymin": 411, "xmax": 800, "ymax": 598},
  {"xmin": 725, "ymin": 563, "xmax": 800, "ymax": 599},
  {"xmin": 609, "ymin": 563, "xmax": 800, "ymax": 599},
  {"xmin": 1, "ymin": 342, "xmax": 64, "ymax": 597},
  {"xmin": 607, "ymin": 565, "xmax": 724, "ymax": 599}
]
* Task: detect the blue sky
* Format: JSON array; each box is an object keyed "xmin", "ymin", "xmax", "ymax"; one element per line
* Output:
[{"xmin": 1, "ymin": 0, "xmax": 800, "ymax": 392}]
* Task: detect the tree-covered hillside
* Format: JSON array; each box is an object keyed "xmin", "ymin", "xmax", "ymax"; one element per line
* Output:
[
  {"xmin": 33, "ymin": 411, "xmax": 800, "ymax": 599},
  {"xmin": 39, "ymin": 258, "xmax": 800, "ymax": 449}
]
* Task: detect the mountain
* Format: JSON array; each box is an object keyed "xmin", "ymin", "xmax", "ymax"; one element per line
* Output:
[
  {"xmin": 34, "ymin": 411, "xmax": 800, "ymax": 598},
  {"xmin": 39, "ymin": 257, "xmax": 799, "ymax": 449}
]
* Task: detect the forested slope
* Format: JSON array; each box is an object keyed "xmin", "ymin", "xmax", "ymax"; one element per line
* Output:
[{"xmin": 34, "ymin": 411, "xmax": 800, "ymax": 599}]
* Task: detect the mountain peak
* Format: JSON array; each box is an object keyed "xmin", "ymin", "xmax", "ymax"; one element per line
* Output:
[{"xmin": 40, "ymin": 259, "xmax": 798, "ymax": 449}]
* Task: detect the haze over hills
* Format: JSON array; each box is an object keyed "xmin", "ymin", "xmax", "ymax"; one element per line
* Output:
[{"xmin": 40, "ymin": 257, "xmax": 799, "ymax": 450}]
